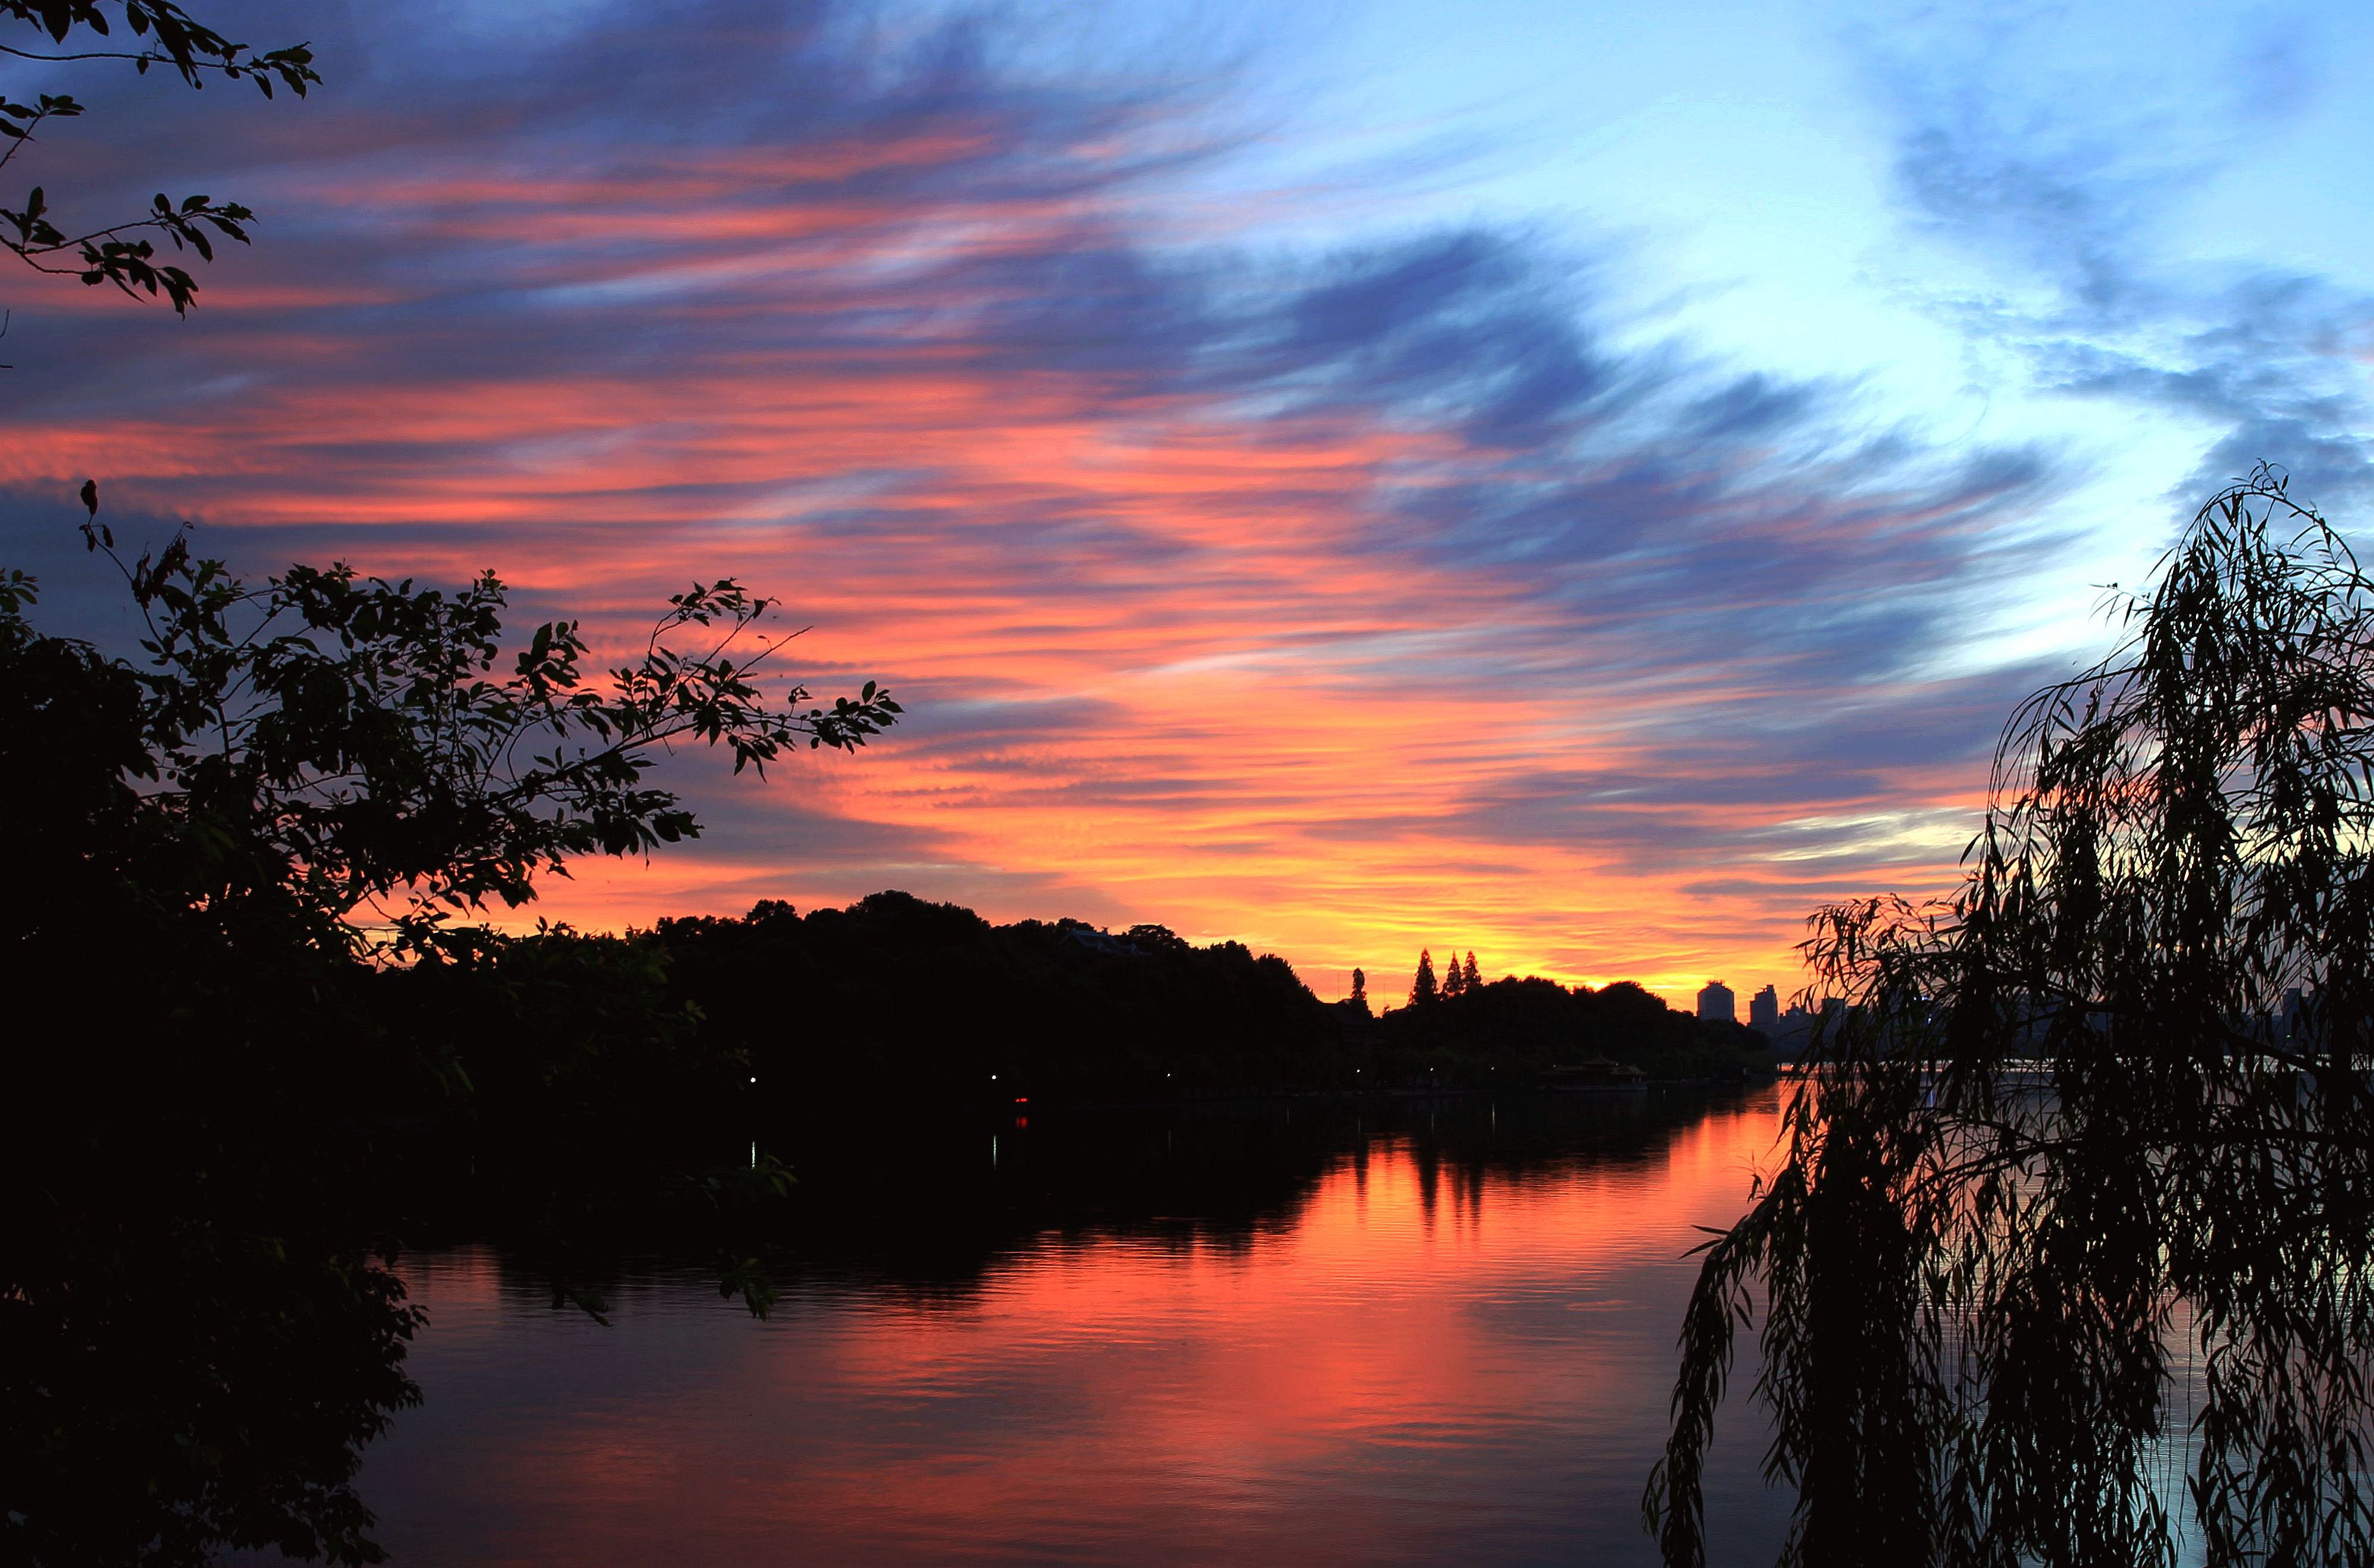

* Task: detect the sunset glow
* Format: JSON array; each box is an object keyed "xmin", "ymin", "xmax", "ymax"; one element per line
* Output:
[{"xmin": 8, "ymin": 1, "xmax": 2369, "ymax": 1003}]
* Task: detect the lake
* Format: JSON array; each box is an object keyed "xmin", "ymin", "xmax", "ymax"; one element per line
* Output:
[{"xmin": 276, "ymin": 1089, "xmax": 1794, "ymax": 1566}]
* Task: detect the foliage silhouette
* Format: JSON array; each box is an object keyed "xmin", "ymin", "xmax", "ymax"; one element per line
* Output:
[
  {"xmin": 655, "ymin": 894, "xmax": 1352, "ymax": 1107},
  {"xmin": 1648, "ymin": 467, "xmax": 2374, "ymax": 1567},
  {"xmin": 1379, "ymin": 971, "xmax": 1767, "ymax": 1086},
  {"xmin": 1, "ymin": 511, "xmax": 896, "ymax": 1566},
  {"xmin": 2, "ymin": 2, "xmax": 317, "ymax": 315},
  {"xmin": 1409, "ymin": 946, "xmax": 1439, "ymax": 1007},
  {"xmin": 648, "ymin": 894, "xmax": 1765, "ymax": 1105},
  {"xmin": 65, "ymin": 508, "xmax": 898, "ymax": 958}
]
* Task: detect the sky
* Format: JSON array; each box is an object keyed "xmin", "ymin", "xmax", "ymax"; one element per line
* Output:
[{"xmin": 5, "ymin": 0, "xmax": 2371, "ymax": 1006}]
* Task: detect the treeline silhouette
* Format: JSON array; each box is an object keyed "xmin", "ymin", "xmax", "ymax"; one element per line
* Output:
[
  {"xmin": 1378, "ymin": 970, "xmax": 1770, "ymax": 1084},
  {"xmin": 344, "ymin": 895, "xmax": 1774, "ymax": 1302},
  {"xmin": 644, "ymin": 889, "xmax": 1771, "ymax": 1105}
]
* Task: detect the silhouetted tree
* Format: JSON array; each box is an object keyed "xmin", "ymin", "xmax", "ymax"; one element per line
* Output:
[
  {"xmin": 1442, "ymin": 948, "xmax": 1466, "ymax": 997},
  {"xmin": 2, "ymin": 502, "xmax": 898, "ymax": 1566},
  {"xmin": 1650, "ymin": 468, "xmax": 2374, "ymax": 1568},
  {"xmin": 0, "ymin": 17, "xmax": 896, "ymax": 1560},
  {"xmin": 1350, "ymin": 966, "xmax": 1367, "ymax": 1007},
  {"xmin": 2, "ymin": 2, "xmax": 318, "ymax": 315},
  {"xmin": 659, "ymin": 891, "xmax": 1354, "ymax": 1107},
  {"xmin": 1409, "ymin": 948, "xmax": 1439, "ymax": 1007},
  {"xmin": 1125, "ymin": 922, "xmax": 1191, "ymax": 954},
  {"xmin": 61, "ymin": 504, "xmax": 899, "ymax": 954},
  {"xmin": 1462, "ymin": 951, "xmax": 1481, "ymax": 990}
]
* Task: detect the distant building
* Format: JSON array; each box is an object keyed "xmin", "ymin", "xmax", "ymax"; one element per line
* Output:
[
  {"xmin": 1696, "ymin": 980, "xmax": 1736, "ymax": 1024},
  {"xmin": 1749, "ymin": 984, "xmax": 1778, "ymax": 1030}
]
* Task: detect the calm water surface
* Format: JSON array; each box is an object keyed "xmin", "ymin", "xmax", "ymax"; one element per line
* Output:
[{"xmin": 314, "ymin": 1091, "xmax": 1794, "ymax": 1566}]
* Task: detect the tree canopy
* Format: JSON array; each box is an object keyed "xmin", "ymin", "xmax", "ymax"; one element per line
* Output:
[
  {"xmin": 2, "ymin": 506, "xmax": 898, "ymax": 1566},
  {"xmin": 60, "ymin": 502, "xmax": 899, "ymax": 958},
  {"xmin": 1650, "ymin": 467, "xmax": 2374, "ymax": 1567},
  {"xmin": 0, "ymin": 8, "xmax": 909, "ymax": 1560}
]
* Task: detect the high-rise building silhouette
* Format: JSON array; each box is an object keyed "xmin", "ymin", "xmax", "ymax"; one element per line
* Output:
[
  {"xmin": 1696, "ymin": 980, "xmax": 1736, "ymax": 1024},
  {"xmin": 1749, "ymin": 984, "xmax": 1778, "ymax": 1030}
]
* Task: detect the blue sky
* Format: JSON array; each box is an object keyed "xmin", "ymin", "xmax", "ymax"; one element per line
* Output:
[
  {"xmin": 820, "ymin": 0, "xmax": 2374, "ymax": 669},
  {"xmin": 6, "ymin": 0, "xmax": 2368, "ymax": 999}
]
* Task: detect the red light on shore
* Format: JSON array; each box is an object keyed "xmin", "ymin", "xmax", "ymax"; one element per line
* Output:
[{"xmin": 1014, "ymin": 1097, "xmax": 1028, "ymax": 1104}]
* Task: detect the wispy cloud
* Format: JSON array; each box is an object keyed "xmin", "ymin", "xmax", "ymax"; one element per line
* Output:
[
  {"xmin": 1867, "ymin": 2, "xmax": 2374, "ymax": 508},
  {"xmin": 1, "ymin": 0, "xmax": 2095, "ymax": 998}
]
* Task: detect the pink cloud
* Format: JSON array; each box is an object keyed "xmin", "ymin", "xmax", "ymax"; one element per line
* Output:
[{"xmin": 0, "ymin": 3, "xmax": 2060, "ymax": 1005}]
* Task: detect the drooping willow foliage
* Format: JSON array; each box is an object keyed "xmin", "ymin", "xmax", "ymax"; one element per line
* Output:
[{"xmin": 1647, "ymin": 467, "xmax": 2374, "ymax": 1568}]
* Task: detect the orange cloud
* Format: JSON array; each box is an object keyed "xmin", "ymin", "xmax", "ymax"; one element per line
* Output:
[{"xmin": 2, "ymin": 30, "xmax": 2050, "ymax": 1008}]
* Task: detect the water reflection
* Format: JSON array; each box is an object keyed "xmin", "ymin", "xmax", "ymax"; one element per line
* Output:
[{"xmin": 265, "ymin": 1092, "xmax": 1794, "ymax": 1566}]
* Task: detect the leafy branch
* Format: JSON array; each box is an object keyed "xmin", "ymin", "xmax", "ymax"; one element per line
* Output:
[
  {"xmin": 2, "ymin": 2, "xmax": 316, "ymax": 315},
  {"xmin": 64, "ymin": 482, "xmax": 901, "ymax": 958},
  {"xmin": 4, "ymin": 2, "xmax": 316, "ymax": 91}
]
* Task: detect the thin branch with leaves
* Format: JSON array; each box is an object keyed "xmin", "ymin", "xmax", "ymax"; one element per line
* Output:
[
  {"xmin": 1, "ymin": 2, "xmax": 316, "ymax": 314},
  {"xmin": 59, "ymin": 482, "xmax": 900, "ymax": 960}
]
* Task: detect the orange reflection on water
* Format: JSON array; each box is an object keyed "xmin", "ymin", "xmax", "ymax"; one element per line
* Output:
[{"xmin": 342, "ymin": 1095, "xmax": 1793, "ymax": 1567}]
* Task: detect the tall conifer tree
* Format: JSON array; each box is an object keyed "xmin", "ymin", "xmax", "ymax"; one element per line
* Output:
[{"xmin": 1409, "ymin": 949, "xmax": 1438, "ymax": 1006}]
